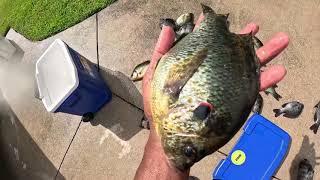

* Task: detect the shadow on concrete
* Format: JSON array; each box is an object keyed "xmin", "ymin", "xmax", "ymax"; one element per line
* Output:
[
  {"xmin": 100, "ymin": 67, "xmax": 143, "ymax": 109},
  {"xmin": 89, "ymin": 67, "xmax": 144, "ymax": 141},
  {"xmin": 289, "ymin": 135, "xmax": 320, "ymax": 179},
  {"xmin": 0, "ymin": 94, "xmax": 65, "ymax": 180},
  {"xmin": 188, "ymin": 176, "xmax": 200, "ymax": 180}
]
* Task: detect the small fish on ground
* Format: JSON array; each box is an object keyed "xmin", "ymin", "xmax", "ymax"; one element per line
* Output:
[
  {"xmin": 159, "ymin": 18, "xmax": 177, "ymax": 30},
  {"xmin": 174, "ymin": 13, "xmax": 195, "ymax": 43},
  {"xmin": 297, "ymin": 159, "xmax": 314, "ymax": 180},
  {"xmin": 140, "ymin": 116, "xmax": 150, "ymax": 130},
  {"xmin": 264, "ymin": 84, "xmax": 282, "ymax": 101},
  {"xmin": 176, "ymin": 13, "xmax": 194, "ymax": 28},
  {"xmin": 310, "ymin": 101, "xmax": 320, "ymax": 134},
  {"xmin": 130, "ymin": 60, "xmax": 150, "ymax": 81},
  {"xmin": 273, "ymin": 101, "xmax": 304, "ymax": 118},
  {"xmin": 175, "ymin": 22, "xmax": 195, "ymax": 41},
  {"xmin": 252, "ymin": 93, "xmax": 263, "ymax": 114}
]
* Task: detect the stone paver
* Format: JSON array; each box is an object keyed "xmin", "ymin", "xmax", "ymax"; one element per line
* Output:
[
  {"xmin": 0, "ymin": 93, "xmax": 65, "ymax": 179},
  {"xmin": 2, "ymin": 15, "xmax": 98, "ymax": 179},
  {"xmin": 190, "ymin": 153, "xmax": 226, "ymax": 180},
  {"xmin": 209, "ymin": 0, "xmax": 320, "ymax": 179},
  {"xmin": 99, "ymin": 67, "xmax": 143, "ymax": 110},
  {"xmin": 6, "ymin": 15, "xmax": 97, "ymax": 65},
  {"xmin": 56, "ymin": 96, "xmax": 145, "ymax": 179}
]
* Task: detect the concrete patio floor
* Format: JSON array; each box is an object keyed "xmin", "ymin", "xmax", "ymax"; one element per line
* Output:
[{"xmin": 1, "ymin": 0, "xmax": 320, "ymax": 179}]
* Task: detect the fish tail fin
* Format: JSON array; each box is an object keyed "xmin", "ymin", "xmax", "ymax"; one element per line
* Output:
[
  {"xmin": 273, "ymin": 109, "xmax": 282, "ymax": 117},
  {"xmin": 310, "ymin": 123, "xmax": 320, "ymax": 134}
]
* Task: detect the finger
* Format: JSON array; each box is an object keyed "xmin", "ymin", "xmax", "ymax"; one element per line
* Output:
[
  {"xmin": 153, "ymin": 26, "xmax": 176, "ymax": 59},
  {"xmin": 239, "ymin": 23, "xmax": 259, "ymax": 35},
  {"xmin": 147, "ymin": 26, "xmax": 175, "ymax": 86},
  {"xmin": 257, "ymin": 32, "xmax": 289, "ymax": 65},
  {"xmin": 143, "ymin": 26, "xmax": 175, "ymax": 120},
  {"xmin": 260, "ymin": 65, "xmax": 287, "ymax": 91},
  {"xmin": 146, "ymin": 26, "xmax": 175, "ymax": 85}
]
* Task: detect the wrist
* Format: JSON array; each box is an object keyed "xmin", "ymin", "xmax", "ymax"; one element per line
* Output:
[{"xmin": 134, "ymin": 131, "xmax": 190, "ymax": 180}]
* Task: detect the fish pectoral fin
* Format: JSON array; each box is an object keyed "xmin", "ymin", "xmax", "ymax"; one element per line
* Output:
[
  {"xmin": 131, "ymin": 60, "xmax": 151, "ymax": 81},
  {"xmin": 163, "ymin": 48, "xmax": 208, "ymax": 98}
]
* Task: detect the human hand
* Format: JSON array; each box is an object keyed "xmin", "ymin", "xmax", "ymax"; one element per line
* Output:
[{"xmin": 135, "ymin": 14, "xmax": 289, "ymax": 180}]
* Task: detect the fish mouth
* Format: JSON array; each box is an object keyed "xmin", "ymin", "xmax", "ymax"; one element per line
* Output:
[{"xmin": 163, "ymin": 132, "xmax": 209, "ymax": 170}]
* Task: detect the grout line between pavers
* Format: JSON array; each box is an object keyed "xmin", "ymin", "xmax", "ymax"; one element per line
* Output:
[
  {"xmin": 96, "ymin": 13, "xmax": 100, "ymax": 72},
  {"xmin": 95, "ymin": 12, "xmax": 143, "ymax": 112},
  {"xmin": 53, "ymin": 12, "xmax": 144, "ymax": 179},
  {"xmin": 54, "ymin": 11, "xmax": 101, "ymax": 180},
  {"xmin": 112, "ymin": 92, "xmax": 144, "ymax": 112},
  {"xmin": 54, "ymin": 119, "xmax": 83, "ymax": 179}
]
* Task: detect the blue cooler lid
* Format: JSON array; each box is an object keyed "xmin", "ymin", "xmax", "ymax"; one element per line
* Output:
[{"xmin": 212, "ymin": 114, "xmax": 291, "ymax": 180}]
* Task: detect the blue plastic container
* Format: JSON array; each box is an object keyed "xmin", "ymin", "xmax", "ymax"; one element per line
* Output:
[
  {"xmin": 212, "ymin": 114, "xmax": 291, "ymax": 180},
  {"xmin": 36, "ymin": 39, "xmax": 112, "ymax": 116}
]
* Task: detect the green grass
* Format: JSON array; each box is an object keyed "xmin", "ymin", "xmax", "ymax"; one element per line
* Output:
[{"xmin": 0, "ymin": 0, "xmax": 116, "ymax": 41}]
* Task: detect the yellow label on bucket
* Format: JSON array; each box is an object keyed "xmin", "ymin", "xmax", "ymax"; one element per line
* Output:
[{"xmin": 231, "ymin": 150, "xmax": 246, "ymax": 165}]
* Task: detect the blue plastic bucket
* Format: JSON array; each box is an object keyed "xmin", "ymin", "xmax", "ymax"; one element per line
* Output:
[{"xmin": 36, "ymin": 39, "xmax": 112, "ymax": 116}]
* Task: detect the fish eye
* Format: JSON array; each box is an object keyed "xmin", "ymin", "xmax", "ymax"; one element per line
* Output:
[
  {"xmin": 184, "ymin": 146, "xmax": 196, "ymax": 157},
  {"xmin": 194, "ymin": 102, "xmax": 214, "ymax": 120}
]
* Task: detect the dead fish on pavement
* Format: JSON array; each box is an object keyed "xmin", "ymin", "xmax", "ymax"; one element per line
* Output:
[
  {"xmin": 130, "ymin": 60, "xmax": 150, "ymax": 81},
  {"xmin": 176, "ymin": 22, "xmax": 195, "ymax": 41},
  {"xmin": 264, "ymin": 84, "xmax": 282, "ymax": 101},
  {"xmin": 310, "ymin": 101, "xmax": 320, "ymax": 134},
  {"xmin": 297, "ymin": 159, "xmax": 314, "ymax": 180},
  {"xmin": 176, "ymin": 13, "xmax": 194, "ymax": 28},
  {"xmin": 273, "ymin": 101, "xmax": 304, "ymax": 118},
  {"xmin": 149, "ymin": 4, "xmax": 261, "ymax": 170},
  {"xmin": 159, "ymin": 18, "xmax": 177, "ymax": 30},
  {"xmin": 175, "ymin": 13, "xmax": 195, "ymax": 40},
  {"xmin": 252, "ymin": 93, "xmax": 263, "ymax": 114},
  {"xmin": 140, "ymin": 116, "xmax": 150, "ymax": 130}
]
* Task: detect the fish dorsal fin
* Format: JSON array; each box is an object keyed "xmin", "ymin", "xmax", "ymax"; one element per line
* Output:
[
  {"xmin": 163, "ymin": 48, "xmax": 208, "ymax": 99},
  {"xmin": 282, "ymin": 103, "xmax": 289, "ymax": 108},
  {"xmin": 201, "ymin": 4, "xmax": 216, "ymax": 15}
]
